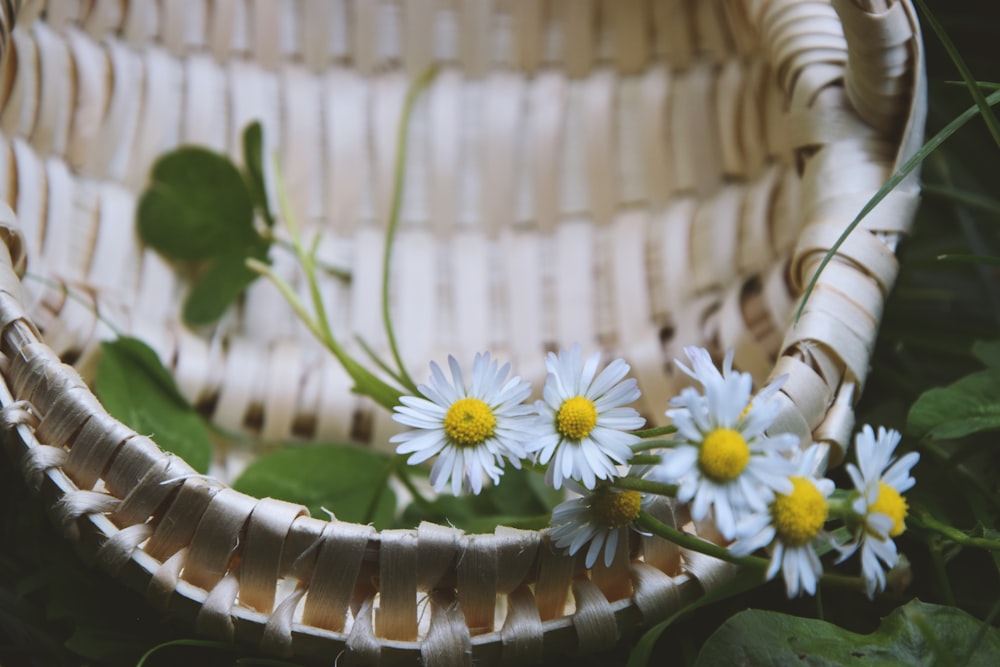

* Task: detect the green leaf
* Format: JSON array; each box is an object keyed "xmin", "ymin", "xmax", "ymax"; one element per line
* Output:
[
  {"xmin": 693, "ymin": 600, "xmax": 1000, "ymax": 667},
  {"xmin": 626, "ymin": 569, "xmax": 763, "ymax": 667},
  {"xmin": 232, "ymin": 445, "xmax": 396, "ymax": 528},
  {"xmin": 183, "ymin": 243, "xmax": 269, "ymax": 326},
  {"xmin": 241, "ymin": 121, "xmax": 274, "ymax": 228},
  {"xmin": 95, "ymin": 337, "xmax": 212, "ymax": 473},
  {"xmin": 907, "ymin": 369, "xmax": 1000, "ymax": 439},
  {"xmin": 972, "ymin": 340, "xmax": 1000, "ymax": 369},
  {"xmin": 137, "ymin": 147, "xmax": 256, "ymax": 261}
]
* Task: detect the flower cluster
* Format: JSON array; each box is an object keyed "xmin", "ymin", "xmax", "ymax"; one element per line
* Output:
[
  {"xmin": 391, "ymin": 345, "xmax": 920, "ymax": 597},
  {"xmin": 391, "ymin": 345, "xmax": 643, "ymax": 496}
]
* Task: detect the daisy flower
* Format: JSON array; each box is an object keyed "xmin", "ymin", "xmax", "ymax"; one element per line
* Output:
[
  {"xmin": 548, "ymin": 482, "xmax": 647, "ymax": 568},
  {"xmin": 390, "ymin": 353, "xmax": 534, "ymax": 495},
  {"xmin": 652, "ymin": 347, "xmax": 798, "ymax": 539},
  {"xmin": 838, "ymin": 425, "xmax": 919, "ymax": 598},
  {"xmin": 528, "ymin": 345, "xmax": 645, "ymax": 490},
  {"xmin": 729, "ymin": 444, "xmax": 836, "ymax": 597}
]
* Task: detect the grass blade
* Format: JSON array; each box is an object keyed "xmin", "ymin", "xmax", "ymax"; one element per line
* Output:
[
  {"xmin": 795, "ymin": 88, "xmax": 1000, "ymax": 322},
  {"xmin": 922, "ymin": 183, "xmax": 1000, "ymax": 217},
  {"xmin": 936, "ymin": 254, "xmax": 1000, "ymax": 267},
  {"xmin": 915, "ymin": 0, "xmax": 1000, "ymax": 148}
]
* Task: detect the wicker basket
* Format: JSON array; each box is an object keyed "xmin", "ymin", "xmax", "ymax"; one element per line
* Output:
[{"xmin": 0, "ymin": 0, "xmax": 924, "ymax": 664}]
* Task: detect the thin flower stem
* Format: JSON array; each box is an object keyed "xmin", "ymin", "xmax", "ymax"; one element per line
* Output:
[
  {"xmin": 910, "ymin": 512, "xmax": 1000, "ymax": 551},
  {"xmin": 246, "ymin": 258, "xmax": 327, "ymax": 345},
  {"xmin": 630, "ymin": 439, "xmax": 676, "ymax": 453},
  {"xmin": 636, "ymin": 511, "xmax": 865, "ymax": 593},
  {"xmin": 826, "ymin": 494, "xmax": 856, "ymax": 522},
  {"xmin": 272, "ymin": 160, "xmax": 335, "ymax": 346},
  {"xmin": 355, "ymin": 334, "xmax": 414, "ymax": 389},
  {"xmin": 929, "ymin": 543, "xmax": 958, "ymax": 607},
  {"xmin": 636, "ymin": 511, "xmax": 767, "ymax": 568},
  {"xmin": 270, "ymin": 237, "xmax": 352, "ymax": 282},
  {"xmin": 381, "ymin": 65, "xmax": 439, "ymax": 396},
  {"xmin": 629, "ymin": 454, "xmax": 662, "ymax": 466},
  {"xmin": 247, "ymin": 258, "xmax": 403, "ymax": 410},
  {"xmin": 633, "ymin": 425, "xmax": 677, "ymax": 439},
  {"xmin": 615, "ymin": 477, "xmax": 677, "ymax": 497}
]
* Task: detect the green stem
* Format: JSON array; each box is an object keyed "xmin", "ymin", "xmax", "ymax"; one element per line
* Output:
[
  {"xmin": 634, "ymin": 425, "xmax": 678, "ymax": 439},
  {"xmin": 910, "ymin": 512, "xmax": 1000, "ymax": 551},
  {"xmin": 264, "ymin": 162, "xmax": 407, "ymax": 409},
  {"xmin": 616, "ymin": 477, "xmax": 677, "ymax": 497},
  {"xmin": 246, "ymin": 258, "xmax": 403, "ymax": 410},
  {"xmin": 630, "ymin": 439, "xmax": 676, "ymax": 453},
  {"xmin": 270, "ymin": 237, "xmax": 352, "ymax": 282},
  {"xmin": 380, "ymin": 66, "xmax": 439, "ymax": 396},
  {"xmin": 929, "ymin": 542, "xmax": 958, "ymax": 607},
  {"xmin": 247, "ymin": 258, "xmax": 327, "ymax": 346},
  {"xmin": 826, "ymin": 493, "xmax": 857, "ymax": 522},
  {"xmin": 636, "ymin": 511, "xmax": 865, "ymax": 592},
  {"xmin": 355, "ymin": 334, "xmax": 413, "ymax": 390},
  {"xmin": 636, "ymin": 511, "xmax": 767, "ymax": 568},
  {"xmin": 629, "ymin": 454, "xmax": 662, "ymax": 466},
  {"xmin": 272, "ymin": 160, "xmax": 336, "ymax": 347}
]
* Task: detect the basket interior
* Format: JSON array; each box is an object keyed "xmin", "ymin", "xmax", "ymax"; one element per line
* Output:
[{"xmin": 0, "ymin": 1, "xmax": 863, "ymax": 467}]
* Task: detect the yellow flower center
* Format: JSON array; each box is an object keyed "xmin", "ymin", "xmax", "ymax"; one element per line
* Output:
[
  {"xmin": 698, "ymin": 428, "xmax": 751, "ymax": 482},
  {"xmin": 770, "ymin": 477, "xmax": 828, "ymax": 547},
  {"xmin": 556, "ymin": 395, "xmax": 599, "ymax": 440},
  {"xmin": 592, "ymin": 488, "xmax": 643, "ymax": 528},
  {"xmin": 869, "ymin": 481, "xmax": 909, "ymax": 538},
  {"xmin": 443, "ymin": 397, "xmax": 496, "ymax": 446}
]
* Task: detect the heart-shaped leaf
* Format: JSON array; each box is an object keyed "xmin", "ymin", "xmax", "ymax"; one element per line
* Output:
[
  {"xmin": 233, "ymin": 445, "xmax": 396, "ymax": 528},
  {"xmin": 95, "ymin": 337, "xmax": 212, "ymax": 473},
  {"xmin": 137, "ymin": 147, "xmax": 257, "ymax": 261}
]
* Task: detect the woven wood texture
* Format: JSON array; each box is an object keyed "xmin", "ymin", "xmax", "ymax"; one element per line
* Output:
[{"xmin": 0, "ymin": 0, "xmax": 924, "ymax": 665}]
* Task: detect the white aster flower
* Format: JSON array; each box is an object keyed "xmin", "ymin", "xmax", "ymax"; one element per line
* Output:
[
  {"xmin": 729, "ymin": 444, "xmax": 837, "ymax": 597},
  {"xmin": 528, "ymin": 345, "xmax": 646, "ymax": 490},
  {"xmin": 548, "ymin": 482, "xmax": 648, "ymax": 568},
  {"xmin": 838, "ymin": 425, "xmax": 919, "ymax": 598},
  {"xmin": 390, "ymin": 353, "xmax": 534, "ymax": 495},
  {"xmin": 653, "ymin": 347, "xmax": 798, "ymax": 539}
]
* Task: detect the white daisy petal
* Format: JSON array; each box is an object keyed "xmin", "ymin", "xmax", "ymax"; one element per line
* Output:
[
  {"xmin": 840, "ymin": 425, "xmax": 919, "ymax": 598},
  {"xmin": 653, "ymin": 347, "xmax": 808, "ymax": 543},
  {"xmin": 656, "ymin": 445, "xmax": 699, "ymax": 481},
  {"xmin": 588, "ymin": 359, "xmax": 631, "ymax": 398},
  {"xmin": 528, "ymin": 346, "xmax": 643, "ymax": 489},
  {"xmin": 547, "ymin": 485, "xmax": 646, "ymax": 570},
  {"xmin": 392, "ymin": 353, "xmax": 535, "ymax": 495}
]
